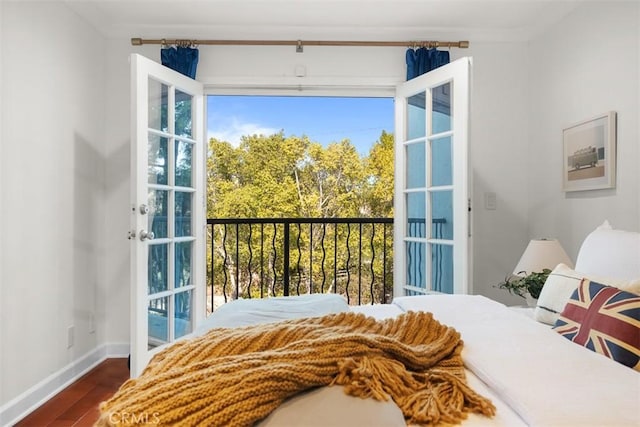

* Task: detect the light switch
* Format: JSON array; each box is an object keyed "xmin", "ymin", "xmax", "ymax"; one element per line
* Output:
[{"xmin": 485, "ymin": 192, "xmax": 497, "ymax": 210}]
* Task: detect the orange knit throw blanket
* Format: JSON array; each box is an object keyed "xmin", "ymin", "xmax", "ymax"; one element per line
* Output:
[{"xmin": 96, "ymin": 311, "xmax": 495, "ymax": 426}]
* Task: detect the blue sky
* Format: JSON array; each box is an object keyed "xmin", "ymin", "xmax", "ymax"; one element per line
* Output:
[{"xmin": 207, "ymin": 96, "xmax": 394, "ymax": 156}]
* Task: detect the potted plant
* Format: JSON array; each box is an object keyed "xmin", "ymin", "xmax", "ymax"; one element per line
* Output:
[{"xmin": 497, "ymin": 269, "xmax": 552, "ymax": 306}]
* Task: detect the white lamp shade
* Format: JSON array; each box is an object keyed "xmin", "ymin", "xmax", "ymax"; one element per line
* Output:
[{"xmin": 513, "ymin": 239, "xmax": 574, "ymax": 276}]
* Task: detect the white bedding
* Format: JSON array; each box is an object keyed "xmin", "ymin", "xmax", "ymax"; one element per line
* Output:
[
  {"xmin": 355, "ymin": 295, "xmax": 640, "ymax": 427},
  {"xmin": 199, "ymin": 293, "xmax": 638, "ymax": 426},
  {"xmin": 353, "ymin": 303, "xmax": 528, "ymax": 426},
  {"xmin": 196, "ymin": 222, "xmax": 640, "ymax": 426},
  {"xmin": 205, "ymin": 296, "xmax": 528, "ymax": 426}
]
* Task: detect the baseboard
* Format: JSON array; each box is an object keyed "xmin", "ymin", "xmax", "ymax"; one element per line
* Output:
[
  {"xmin": 0, "ymin": 342, "xmax": 129, "ymax": 427},
  {"xmin": 105, "ymin": 342, "xmax": 130, "ymax": 358}
]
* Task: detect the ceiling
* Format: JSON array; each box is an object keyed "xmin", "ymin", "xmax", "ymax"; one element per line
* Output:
[{"xmin": 65, "ymin": 0, "xmax": 583, "ymax": 43}]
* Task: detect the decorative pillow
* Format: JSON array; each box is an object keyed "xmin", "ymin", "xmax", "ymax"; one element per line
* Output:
[
  {"xmin": 535, "ymin": 263, "xmax": 640, "ymax": 325},
  {"xmin": 554, "ymin": 279, "xmax": 640, "ymax": 371}
]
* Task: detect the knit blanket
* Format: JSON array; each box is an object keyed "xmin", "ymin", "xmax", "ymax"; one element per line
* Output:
[{"xmin": 96, "ymin": 311, "xmax": 495, "ymax": 426}]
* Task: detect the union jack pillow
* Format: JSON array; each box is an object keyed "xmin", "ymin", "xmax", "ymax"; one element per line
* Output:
[{"xmin": 554, "ymin": 279, "xmax": 640, "ymax": 371}]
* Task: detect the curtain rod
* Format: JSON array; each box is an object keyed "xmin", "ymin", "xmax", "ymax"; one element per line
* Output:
[{"xmin": 130, "ymin": 38, "xmax": 469, "ymax": 50}]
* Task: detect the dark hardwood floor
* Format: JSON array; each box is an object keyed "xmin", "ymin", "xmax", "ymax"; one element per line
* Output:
[{"xmin": 15, "ymin": 358, "xmax": 129, "ymax": 427}]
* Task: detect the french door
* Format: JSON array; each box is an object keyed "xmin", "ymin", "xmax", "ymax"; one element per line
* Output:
[
  {"xmin": 130, "ymin": 54, "xmax": 205, "ymax": 377},
  {"xmin": 394, "ymin": 57, "xmax": 472, "ymax": 297}
]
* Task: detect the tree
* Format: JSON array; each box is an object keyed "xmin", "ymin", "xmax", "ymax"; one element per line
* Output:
[
  {"xmin": 207, "ymin": 132, "xmax": 307, "ymax": 218},
  {"xmin": 206, "ymin": 130, "xmax": 394, "ymax": 307},
  {"xmin": 295, "ymin": 140, "xmax": 366, "ymax": 218},
  {"xmin": 364, "ymin": 130, "xmax": 395, "ymax": 217}
]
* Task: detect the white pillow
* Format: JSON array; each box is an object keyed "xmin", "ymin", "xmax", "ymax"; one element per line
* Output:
[
  {"xmin": 574, "ymin": 220, "xmax": 640, "ymax": 281},
  {"xmin": 534, "ymin": 263, "xmax": 640, "ymax": 325},
  {"xmin": 194, "ymin": 294, "xmax": 350, "ymax": 334}
]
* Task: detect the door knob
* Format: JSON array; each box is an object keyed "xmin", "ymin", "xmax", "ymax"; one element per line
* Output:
[{"xmin": 139, "ymin": 230, "xmax": 155, "ymax": 241}]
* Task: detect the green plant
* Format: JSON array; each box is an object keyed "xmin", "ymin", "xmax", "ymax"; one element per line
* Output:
[{"xmin": 496, "ymin": 269, "xmax": 552, "ymax": 299}]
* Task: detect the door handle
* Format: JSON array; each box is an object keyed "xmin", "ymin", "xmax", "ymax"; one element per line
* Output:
[{"xmin": 139, "ymin": 230, "xmax": 155, "ymax": 241}]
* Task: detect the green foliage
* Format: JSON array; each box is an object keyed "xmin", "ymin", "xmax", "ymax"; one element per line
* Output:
[
  {"xmin": 207, "ymin": 131, "xmax": 394, "ymax": 220},
  {"xmin": 364, "ymin": 131, "xmax": 395, "ymax": 217},
  {"xmin": 206, "ymin": 130, "xmax": 395, "ymax": 306},
  {"xmin": 497, "ymin": 269, "xmax": 552, "ymax": 299}
]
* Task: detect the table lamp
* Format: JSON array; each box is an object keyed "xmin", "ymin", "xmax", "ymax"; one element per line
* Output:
[{"xmin": 514, "ymin": 239, "xmax": 574, "ymax": 276}]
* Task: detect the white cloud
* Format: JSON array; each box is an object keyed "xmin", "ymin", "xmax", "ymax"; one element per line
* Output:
[{"xmin": 208, "ymin": 117, "xmax": 279, "ymax": 147}]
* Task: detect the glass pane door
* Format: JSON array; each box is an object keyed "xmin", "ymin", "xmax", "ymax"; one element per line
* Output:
[
  {"xmin": 394, "ymin": 57, "xmax": 471, "ymax": 296},
  {"xmin": 130, "ymin": 54, "xmax": 205, "ymax": 377}
]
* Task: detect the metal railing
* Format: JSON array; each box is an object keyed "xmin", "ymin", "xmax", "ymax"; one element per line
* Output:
[{"xmin": 207, "ymin": 218, "xmax": 394, "ymax": 312}]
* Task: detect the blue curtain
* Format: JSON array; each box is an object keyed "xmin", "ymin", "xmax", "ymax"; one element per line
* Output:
[
  {"xmin": 161, "ymin": 46, "xmax": 199, "ymax": 79},
  {"xmin": 406, "ymin": 47, "xmax": 449, "ymax": 80}
]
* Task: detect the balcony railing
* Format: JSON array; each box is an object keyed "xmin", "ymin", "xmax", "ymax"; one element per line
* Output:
[{"xmin": 207, "ymin": 218, "xmax": 394, "ymax": 313}]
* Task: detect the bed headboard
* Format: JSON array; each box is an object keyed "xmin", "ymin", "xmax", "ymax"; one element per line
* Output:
[{"xmin": 574, "ymin": 221, "xmax": 640, "ymax": 281}]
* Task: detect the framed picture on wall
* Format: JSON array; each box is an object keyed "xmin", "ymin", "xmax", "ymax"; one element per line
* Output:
[{"xmin": 562, "ymin": 111, "xmax": 617, "ymax": 192}]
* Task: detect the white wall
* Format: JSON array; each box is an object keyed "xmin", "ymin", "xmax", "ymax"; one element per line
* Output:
[
  {"xmin": 527, "ymin": 1, "xmax": 640, "ymax": 259},
  {"xmin": 102, "ymin": 40, "xmax": 147, "ymax": 347},
  {"xmin": 0, "ymin": 0, "xmax": 106, "ymax": 412},
  {"xmin": 0, "ymin": 0, "xmax": 4, "ymax": 414},
  {"xmin": 467, "ymin": 43, "xmax": 531, "ymax": 304}
]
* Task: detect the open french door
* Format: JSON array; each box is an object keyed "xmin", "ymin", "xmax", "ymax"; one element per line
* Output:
[
  {"xmin": 394, "ymin": 57, "xmax": 472, "ymax": 297},
  {"xmin": 130, "ymin": 54, "xmax": 205, "ymax": 377}
]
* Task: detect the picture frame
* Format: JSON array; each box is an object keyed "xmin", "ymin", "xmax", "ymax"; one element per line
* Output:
[{"xmin": 562, "ymin": 111, "xmax": 616, "ymax": 192}]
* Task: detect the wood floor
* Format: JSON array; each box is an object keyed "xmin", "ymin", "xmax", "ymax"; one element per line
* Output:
[{"xmin": 15, "ymin": 358, "xmax": 129, "ymax": 427}]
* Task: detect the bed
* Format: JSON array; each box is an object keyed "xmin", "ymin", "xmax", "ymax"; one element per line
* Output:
[{"xmin": 98, "ymin": 221, "xmax": 640, "ymax": 426}]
